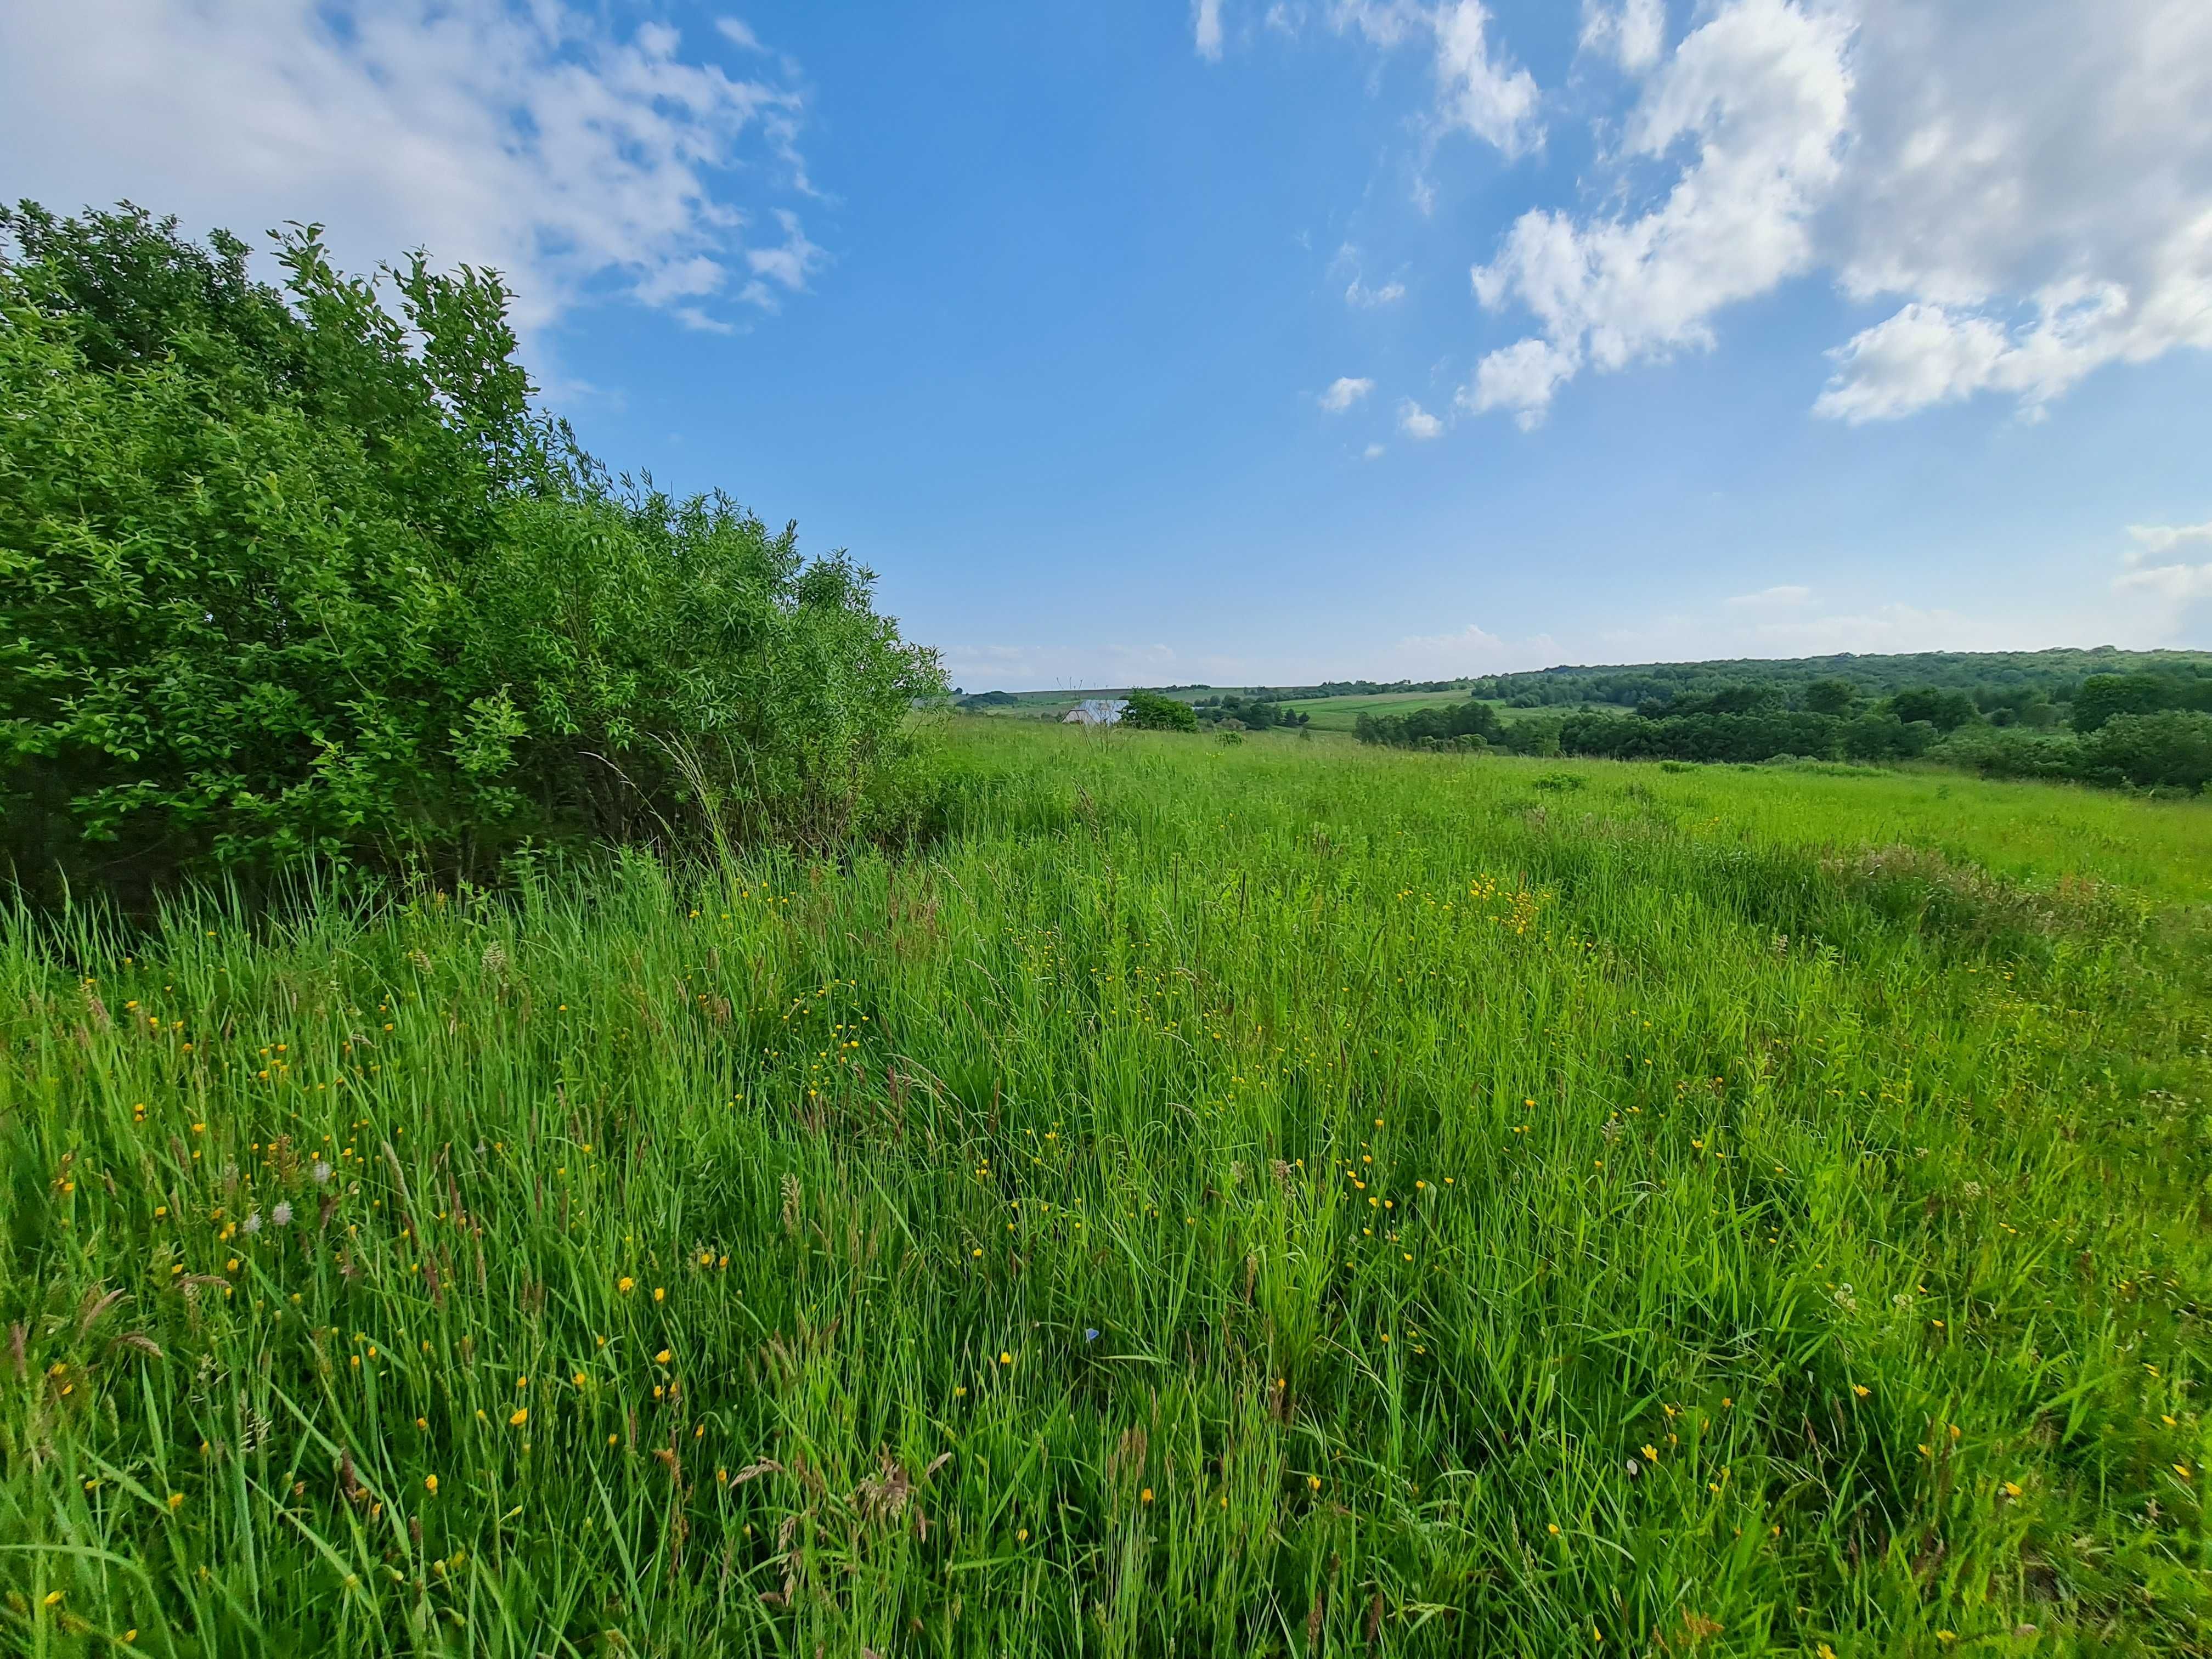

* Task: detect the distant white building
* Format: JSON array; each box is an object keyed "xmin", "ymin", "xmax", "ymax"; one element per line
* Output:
[{"xmin": 1062, "ymin": 698, "xmax": 1129, "ymax": 726}]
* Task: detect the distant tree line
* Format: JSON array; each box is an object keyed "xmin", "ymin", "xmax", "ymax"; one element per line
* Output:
[
  {"xmin": 1194, "ymin": 693, "xmax": 1308, "ymax": 731},
  {"xmin": 1356, "ymin": 666, "xmax": 2212, "ymax": 794},
  {"xmin": 1463, "ymin": 648, "xmax": 2212, "ymax": 711},
  {"xmin": 1353, "ymin": 702, "xmax": 1503, "ymax": 748}
]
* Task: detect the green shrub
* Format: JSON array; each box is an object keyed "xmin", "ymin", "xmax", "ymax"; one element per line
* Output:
[
  {"xmin": 2078, "ymin": 710, "xmax": 2212, "ymax": 791},
  {"xmin": 1121, "ymin": 690, "xmax": 1198, "ymax": 731},
  {"xmin": 0, "ymin": 202, "xmax": 941, "ymax": 895}
]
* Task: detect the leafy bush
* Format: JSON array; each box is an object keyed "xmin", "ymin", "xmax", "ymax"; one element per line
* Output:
[
  {"xmin": 1121, "ymin": 690, "xmax": 1198, "ymax": 731},
  {"xmin": 2078, "ymin": 710, "xmax": 2212, "ymax": 791},
  {"xmin": 1931, "ymin": 725, "xmax": 2083, "ymax": 783},
  {"xmin": 1, "ymin": 202, "xmax": 942, "ymax": 895},
  {"xmin": 1936, "ymin": 715, "xmax": 2212, "ymax": 793},
  {"xmin": 1352, "ymin": 699, "xmax": 1500, "ymax": 747}
]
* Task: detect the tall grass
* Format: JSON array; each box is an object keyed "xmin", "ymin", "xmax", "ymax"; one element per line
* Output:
[{"xmin": 3, "ymin": 725, "xmax": 2208, "ymax": 1654}]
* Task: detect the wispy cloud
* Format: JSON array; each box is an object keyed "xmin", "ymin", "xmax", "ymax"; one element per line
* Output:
[
  {"xmin": 2125, "ymin": 521, "xmax": 2212, "ymax": 557},
  {"xmin": 1194, "ymin": 0, "xmax": 1226, "ymax": 60},
  {"xmin": 1389, "ymin": 619, "xmax": 1558, "ymax": 675},
  {"xmin": 1578, "ymin": 0, "xmax": 1665, "ymax": 73},
  {"xmin": 1331, "ymin": 1, "xmax": 1544, "ymax": 158},
  {"xmin": 1725, "ymin": 584, "xmax": 1813, "ymax": 608},
  {"xmin": 0, "ymin": 0, "xmax": 821, "ymax": 338},
  {"xmin": 1345, "ymin": 276, "xmax": 1407, "ymax": 307},
  {"xmin": 2113, "ymin": 520, "xmax": 2212, "ymax": 604}
]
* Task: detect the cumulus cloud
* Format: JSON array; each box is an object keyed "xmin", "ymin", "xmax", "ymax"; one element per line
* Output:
[
  {"xmin": 1331, "ymin": 0, "xmax": 1543, "ymax": 157},
  {"xmin": 1321, "ymin": 375, "xmax": 1376, "ymax": 411},
  {"xmin": 1813, "ymin": 0, "xmax": 2212, "ymax": 420},
  {"xmin": 1363, "ymin": 442, "xmax": 1389, "ymax": 459},
  {"xmin": 1194, "ymin": 0, "xmax": 1227, "ymax": 60},
  {"xmin": 1466, "ymin": 0, "xmax": 1852, "ymax": 426},
  {"xmin": 1399, "ymin": 399, "xmax": 1445, "ymax": 438},
  {"xmin": 1300, "ymin": 0, "xmax": 2212, "ymax": 431},
  {"xmin": 0, "ymin": 0, "xmax": 819, "ymax": 337},
  {"xmin": 1460, "ymin": 337, "xmax": 1578, "ymax": 428}
]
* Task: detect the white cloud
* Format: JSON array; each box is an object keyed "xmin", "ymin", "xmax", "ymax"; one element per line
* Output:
[
  {"xmin": 1331, "ymin": 1, "xmax": 1543, "ymax": 157},
  {"xmin": 1725, "ymin": 584, "xmax": 1813, "ymax": 608},
  {"xmin": 1814, "ymin": 244, "xmax": 2212, "ymax": 424},
  {"xmin": 1194, "ymin": 0, "xmax": 1227, "ymax": 60},
  {"xmin": 1459, "ymin": 336, "xmax": 1577, "ymax": 428},
  {"xmin": 1466, "ymin": 0, "xmax": 1852, "ymax": 425},
  {"xmin": 670, "ymin": 307, "xmax": 738, "ymax": 337},
  {"xmin": 1579, "ymin": 0, "xmax": 1666, "ymax": 74},
  {"xmin": 2128, "ymin": 521, "xmax": 2212, "ymax": 557},
  {"xmin": 1333, "ymin": 241, "xmax": 1407, "ymax": 306},
  {"xmin": 1363, "ymin": 442, "xmax": 1389, "ymax": 459},
  {"xmin": 1346, "ymin": 277, "xmax": 1407, "ymax": 307},
  {"xmin": 1811, "ymin": 1, "xmax": 2212, "ymax": 420},
  {"xmin": 2117, "ymin": 563, "xmax": 2212, "ymax": 603},
  {"xmin": 1399, "ymin": 399, "xmax": 1444, "ymax": 438},
  {"xmin": 2113, "ymin": 520, "xmax": 2212, "ymax": 605},
  {"xmin": 0, "ymin": 0, "xmax": 818, "ymax": 338},
  {"xmin": 1321, "ymin": 375, "xmax": 1376, "ymax": 411},
  {"xmin": 1430, "ymin": 1, "xmax": 1542, "ymax": 154},
  {"xmin": 1313, "ymin": 0, "xmax": 2212, "ymax": 432},
  {"xmin": 715, "ymin": 18, "xmax": 763, "ymax": 52},
  {"xmin": 744, "ymin": 209, "xmax": 826, "ymax": 299}
]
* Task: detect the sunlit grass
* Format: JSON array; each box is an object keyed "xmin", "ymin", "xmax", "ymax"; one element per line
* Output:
[{"xmin": 3, "ymin": 724, "xmax": 2208, "ymax": 1654}]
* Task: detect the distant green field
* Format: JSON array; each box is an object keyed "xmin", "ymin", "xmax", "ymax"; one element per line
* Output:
[
  {"xmin": 956, "ymin": 689, "xmax": 1627, "ymax": 735},
  {"xmin": 1279, "ymin": 692, "xmax": 1623, "ymax": 732},
  {"xmin": 1276, "ymin": 691, "xmax": 1476, "ymax": 730}
]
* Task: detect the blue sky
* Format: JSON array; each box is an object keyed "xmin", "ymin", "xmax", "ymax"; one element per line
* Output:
[{"xmin": 5, "ymin": 0, "xmax": 2211, "ymax": 689}]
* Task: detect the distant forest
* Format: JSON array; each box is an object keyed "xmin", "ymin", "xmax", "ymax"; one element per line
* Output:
[
  {"xmin": 1460, "ymin": 647, "xmax": 2212, "ymax": 709},
  {"xmin": 1352, "ymin": 648, "xmax": 2212, "ymax": 794}
]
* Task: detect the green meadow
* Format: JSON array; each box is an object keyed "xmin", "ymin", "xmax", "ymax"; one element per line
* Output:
[
  {"xmin": 4, "ymin": 723, "xmax": 2209, "ymax": 1655},
  {"xmin": 1277, "ymin": 692, "xmax": 1484, "ymax": 731}
]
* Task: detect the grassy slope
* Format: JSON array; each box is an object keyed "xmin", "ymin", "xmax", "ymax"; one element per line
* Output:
[
  {"xmin": 1276, "ymin": 692, "xmax": 1479, "ymax": 732},
  {"xmin": 3, "ymin": 725, "xmax": 2209, "ymax": 1655}
]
